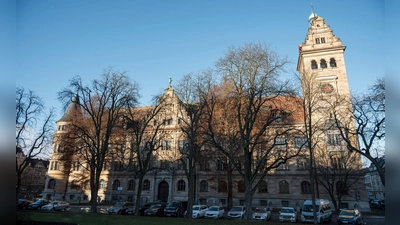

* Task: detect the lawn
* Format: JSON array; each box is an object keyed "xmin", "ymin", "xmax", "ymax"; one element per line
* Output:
[{"xmin": 17, "ymin": 211, "xmax": 292, "ymax": 225}]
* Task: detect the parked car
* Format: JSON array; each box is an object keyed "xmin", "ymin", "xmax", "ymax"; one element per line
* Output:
[
  {"xmin": 27, "ymin": 199, "xmax": 51, "ymax": 210},
  {"xmin": 164, "ymin": 201, "xmax": 186, "ymax": 217},
  {"xmin": 301, "ymin": 199, "xmax": 332, "ymax": 223},
  {"xmin": 144, "ymin": 203, "xmax": 167, "ymax": 216},
  {"xmin": 252, "ymin": 207, "xmax": 271, "ymax": 221},
  {"xmin": 205, "ymin": 206, "xmax": 224, "ymax": 219},
  {"xmin": 191, "ymin": 205, "xmax": 208, "ymax": 218},
  {"xmin": 227, "ymin": 206, "xmax": 246, "ymax": 219},
  {"xmin": 138, "ymin": 202, "xmax": 160, "ymax": 216},
  {"xmin": 369, "ymin": 199, "xmax": 384, "ymax": 209},
  {"xmin": 279, "ymin": 207, "xmax": 297, "ymax": 223},
  {"xmin": 18, "ymin": 199, "xmax": 32, "ymax": 210},
  {"xmin": 41, "ymin": 201, "xmax": 69, "ymax": 211},
  {"xmin": 337, "ymin": 208, "xmax": 364, "ymax": 225},
  {"xmin": 107, "ymin": 202, "xmax": 134, "ymax": 215},
  {"xmin": 125, "ymin": 205, "xmax": 135, "ymax": 215}
]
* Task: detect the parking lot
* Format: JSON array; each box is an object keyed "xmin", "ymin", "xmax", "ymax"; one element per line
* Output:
[{"xmin": 66, "ymin": 205, "xmax": 384, "ymax": 225}]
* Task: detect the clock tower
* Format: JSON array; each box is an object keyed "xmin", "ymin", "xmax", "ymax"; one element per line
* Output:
[{"xmin": 297, "ymin": 11, "xmax": 351, "ymax": 99}]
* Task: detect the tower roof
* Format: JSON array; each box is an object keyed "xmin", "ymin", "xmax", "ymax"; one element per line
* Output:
[{"xmin": 57, "ymin": 94, "xmax": 82, "ymax": 122}]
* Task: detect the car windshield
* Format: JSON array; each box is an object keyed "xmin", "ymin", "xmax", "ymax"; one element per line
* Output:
[
  {"xmin": 33, "ymin": 200, "xmax": 44, "ymax": 204},
  {"xmin": 231, "ymin": 207, "xmax": 243, "ymax": 211},
  {"xmin": 51, "ymin": 202, "xmax": 58, "ymax": 205},
  {"xmin": 193, "ymin": 206, "xmax": 199, "ymax": 210},
  {"xmin": 340, "ymin": 210, "xmax": 355, "ymax": 216},
  {"xmin": 282, "ymin": 208, "xmax": 294, "ymax": 213},
  {"xmin": 167, "ymin": 202, "xmax": 179, "ymax": 207},
  {"xmin": 115, "ymin": 202, "xmax": 124, "ymax": 207},
  {"xmin": 254, "ymin": 208, "xmax": 266, "ymax": 213},
  {"xmin": 151, "ymin": 205, "xmax": 161, "ymax": 209},
  {"xmin": 208, "ymin": 207, "xmax": 218, "ymax": 211},
  {"xmin": 302, "ymin": 205, "xmax": 319, "ymax": 212}
]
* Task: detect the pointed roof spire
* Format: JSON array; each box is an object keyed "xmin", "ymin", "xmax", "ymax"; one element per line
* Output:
[
  {"xmin": 308, "ymin": 3, "xmax": 318, "ymax": 24},
  {"xmin": 57, "ymin": 93, "xmax": 82, "ymax": 122}
]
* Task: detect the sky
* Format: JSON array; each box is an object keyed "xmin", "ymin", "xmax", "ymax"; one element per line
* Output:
[{"xmin": 14, "ymin": 0, "xmax": 384, "ymax": 121}]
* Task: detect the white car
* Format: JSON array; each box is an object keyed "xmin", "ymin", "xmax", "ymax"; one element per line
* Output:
[
  {"xmin": 192, "ymin": 205, "xmax": 208, "ymax": 218},
  {"xmin": 205, "ymin": 206, "xmax": 224, "ymax": 219},
  {"xmin": 279, "ymin": 207, "xmax": 297, "ymax": 223},
  {"xmin": 41, "ymin": 201, "xmax": 69, "ymax": 211},
  {"xmin": 252, "ymin": 207, "xmax": 271, "ymax": 221},
  {"xmin": 227, "ymin": 206, "xmax": 245, "ymax": 219}
]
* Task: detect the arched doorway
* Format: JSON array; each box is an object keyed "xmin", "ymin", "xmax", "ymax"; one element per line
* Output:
[{"xmin": 158, "ymin": 181, "xmax": 169, "ymax": 202}]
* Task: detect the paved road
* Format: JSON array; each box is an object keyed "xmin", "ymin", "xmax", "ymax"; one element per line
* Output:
[{"xmin": 67, "ymin": 205, "xmax": 385, "ymax": 225}]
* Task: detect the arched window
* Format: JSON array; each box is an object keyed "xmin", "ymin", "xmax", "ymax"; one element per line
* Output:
[
  {"xmin": 100, "ymin": 179, "xmax": 106, "ymax": 189},
  {"xmin": 112, "ymin": 179, "xmax": 120, "ymax": 190},
  {"xmin": 258, "ymin": 180, "xmax": 268, "ymax": 193},
  {"xmin": 329, "ymin": 58, "xmax": 337, "ymax": 67},
  {"xmin": 238, "ymin": 180, "xmax": 245, "ymax": 192},
  {"xmin": 143, "ymin": 179, "xmax": 150, "ymax": 190},
  {"xmin": 71, "ymin": 180, "xmax": 80, "ymax": 189},
  {"xmin": 47, "ymin": 179, "xmax": 56, "ymax": 189},
  {"xmin": 218, "ymin": 180, "xmax": 227, "ymax": 192},
  {"xmin": 177, "ymin": 180, "xmax": 186, "ymax": 191},
  {"xmin": 200, "ymin": 180, "xmax": 208, "ymax": 192},
  {"xmin": 128, "ymin": 179, "xmax": 135, "ymax": 190},
  {"xmin": 301, "ymin": 181, "xmax": 311, "ymax": 194},
  {"xmin": 311, "ymin": 60, "xmax": 318, "ymax": 70},
  {"xmin": 279, "ymin": 180, "xmax": 289, "ymax": 193},
  {"xmin": 320, "ymin": 59, "xmax": 327, "ymax": 68}
]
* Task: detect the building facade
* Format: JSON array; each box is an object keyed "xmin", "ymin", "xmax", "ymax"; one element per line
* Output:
[
  {"xmin": 43, "ymin": 12, "xmax": 370, "ymax": 211},
  {"xmin": 364, "ymin": 156, "xmax": 385, "ymax": 201},
  {"xmin": 17, "ymin": 147, "xmax": 49, "ymax": 200}
]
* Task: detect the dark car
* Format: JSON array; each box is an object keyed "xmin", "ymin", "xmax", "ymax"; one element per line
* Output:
[
  {"xmin": 138, "ymin": 202, "xmax": 160, "ymax": 216},
  {"xmin": 369, "ymin": 199, "xmax": 384, "ymax": 209},
  {"xmin": 144, "ymin": 203, "xmax": 167, "ymax": 216},
  {"xmin": 164, "ymin": 201, "xmax": 187, "ymax": 217},
  {"xmin": 18, "ymin": 199, "xmax": 32, "ymax": 210},
  {"xmin": 27, "ymin": 199, "xmax": 50, "ymax": 210},
  {"xmin": 337, "ymin": 208, "xmax": 364, "ymax": 225},
  {"xmin": 107, "ymin": 202, "xmax": 134, "ymax": 215}
]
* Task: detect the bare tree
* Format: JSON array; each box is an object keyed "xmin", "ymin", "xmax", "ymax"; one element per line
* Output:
[
  {"xmin": 208, "ymin": 42, "xmax": 302, "ymax": 219},
  {"xmin": 57, "ymin": 68, "xmax": 139, "ymax": 212},
  {"xmin": 332, "ymin": 77, "xmax": 385, "ymax": 186},
  {"xmin": 121, "ymin": 94, "xmax": 168, "ymax": 216},
  {"xmin": 295, "ymin": 70, "xmax": 331, "ymax": 223},
  {"xmin": 16, "ymin": 87, "xmax": 54, "ymax": 208},
  {"xmin": 315, "ymin": 147, "xmax": 365, "ymax": 212},
  {"xmin": 174, "ymin": 71, "xmax": 212, "ymax": 218}
]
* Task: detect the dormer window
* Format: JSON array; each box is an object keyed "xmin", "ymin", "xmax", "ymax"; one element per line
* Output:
[
  {"xmin": 329, "ymin": 58, "xmax": 337, "ymax": 67},
  {"xmin": 321, "ymin": 37, "xmax": 325, "ymax": 43},
  {"xmin": 320, "ymin": 59, "xmax": 327, "ymax": 68},
  {"xmin": 311, "ymin": 60, "xmax": 318, "ymax": 70}
]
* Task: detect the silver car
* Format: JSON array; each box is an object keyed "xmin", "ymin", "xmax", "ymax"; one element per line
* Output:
[
  {"xmin": 41, "ymin": 201, "xmax": 69, "ymax": 211},
  {"xmin": 252, "ymin": 207, "xmax": 271, "ymax": 221},
  {"xmin": 192, "ymin": 205, "xmax": 208, "ymax": 218}
]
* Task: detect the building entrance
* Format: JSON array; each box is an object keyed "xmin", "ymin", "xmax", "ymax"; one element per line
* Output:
[{"xmin": 158, "ymin": 181, "xmax": 169, "ymax": 202}]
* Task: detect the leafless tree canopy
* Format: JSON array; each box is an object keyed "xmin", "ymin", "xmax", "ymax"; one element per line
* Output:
[
  {"xmin": 16, "ymin": 86, "xmax": 54, "ymax": 208},
  {"xmin": 57, "ymin": 68, "xmax": 140, "ymax": 212}
]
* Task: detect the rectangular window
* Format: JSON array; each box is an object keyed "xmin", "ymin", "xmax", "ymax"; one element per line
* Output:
[
  {"xmin": 275, "ymin": 138, "xmax": 287, "ymax": 148},
  {"xmin": 260, "ymin": 200, "xmax": 268, "ymax": 206},
  {"xmin": 278, "ymin": 163, "xmax": 289, "ymax": 170},
  {"xmin": 328, "ymin": 134, "xmax": 343, "ymax": 146},
  {"xmin": 295, "ymin": 137, "xmax": 307, "ymax": 148},
  {"xmin": 321, "ymin": 37, "xmax": 326, "ymax": 43},
  {"xmin": 163, "ymin": 118, "xmax": 173, "ymax": 125},
  {"xmin": 160, "ymin": 160, "xmax": 169, "ymax": 169},
  {"xmin": 315, "ymin": 38, "xmax": 320, "ymax": 44}
]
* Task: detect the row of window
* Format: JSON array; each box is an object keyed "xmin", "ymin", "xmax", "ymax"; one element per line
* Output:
[
  {"xmin": 153, "ymin": 118, "xmax": 183, "ymax": 126},
  {"xmin": 47, "ymin": 178, "xmax": 348, "ymax": 195},
  {"xmin": 311, "ymin": 58, "xmax": 337, "ymax": 69}
]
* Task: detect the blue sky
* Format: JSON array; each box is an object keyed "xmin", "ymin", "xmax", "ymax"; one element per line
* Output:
[{"xmin": 15, "ymin": 0, "xmax": 384, "ymax": 121}]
